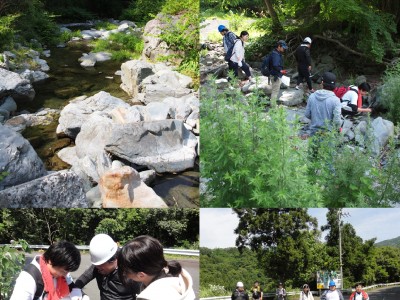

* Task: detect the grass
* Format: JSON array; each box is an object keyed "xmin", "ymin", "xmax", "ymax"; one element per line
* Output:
[
  {"xmin": 91, "ymin": 32, "xmax": 144, "ymax": 62},
  {"xmin": 164, "ymin": 254, "xmax": 199, "ymax": 260},
  {"xmin": 201, "ymin": 10, "xmax": 265, "ymax": 43}
]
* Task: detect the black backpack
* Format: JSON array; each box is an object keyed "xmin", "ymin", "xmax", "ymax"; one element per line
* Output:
[
  {"xmin": 24, "ymin": 261, "xmax": 45, "ymax": 300},
  {"xmin": 261, "ymin": 52, "xmax": 272, "ymax": 76},
  {"xmin": 225, "ymin": 39, "xmax": 240, "ymax": 62}
]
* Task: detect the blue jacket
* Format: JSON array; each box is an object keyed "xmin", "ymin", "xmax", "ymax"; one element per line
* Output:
[{"xmin": 270, "ymin": 49, "xmax": 284, "ymax": 78}]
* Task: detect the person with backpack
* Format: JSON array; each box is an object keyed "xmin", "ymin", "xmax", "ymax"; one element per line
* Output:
[
  {"xmin": 299, "ymin": 284, "xmax": 314, "ymax": 300},
  {"xmin": 270, "ymin": 40, "xmax": 288, "ymax": 107},
  {"xmin": 218, "ymin": 25, "xmax": 237, "ymax": 55},
  {"xmin": 228, "ymin": 30, "xmax": 252, "ymax": 84},
  {"xmin": 349, "ymin": 283, "xmax": 369, "ymax": 300},
  {"xmin": 294, "ymin": 37, "xmax": 315, "ymax": 93},
  {"xmin": 10, "ymin": 241, "xmax": 82, "ymax": 300},
  {"xmin": 320, "ymin": 281, "xmax": 344, "ymax": 300},
  {"xmin": 304, "ymin": 72, "xmax": 342, "ymax": 136},
  {"xmin": 339, "ymin": 82, "xmax": 372, "ymax": 116},
  {"xmin": 276, "ymin": 282, "xmax": 287, "ymax": 300},
  {"xmin": 231, "ymin": 282, "xmax": 249, "ymax": 300},
  {"xmin": 75, "ymin": 234, "xmax": 140, "ymax": 300},
  {"xmin": 251, "ymin": 281, "xmax": 263, "ymax": 300}
]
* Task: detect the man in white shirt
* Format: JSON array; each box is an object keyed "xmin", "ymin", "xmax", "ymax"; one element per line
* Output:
[
  {"xmin": 341, "ymin": 82, "xmax": 372, "ymax": 116},
  {"xmin": 320, "ymin": 281, "xmax": 344, "ymax": 300},
  {"xmin": 10, "ymin": 241, "xmax": 82, "ymax": 300}
]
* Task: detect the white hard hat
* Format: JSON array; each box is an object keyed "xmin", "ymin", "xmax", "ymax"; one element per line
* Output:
[
  {"xmin": 237, "ymin": 282, "xmax": 244, "ymax": 287},
  {"xmin": 89, "ymin": 234, "xmax": 118, "ymax": 265},
  {"xmin": 304, "ymin": 37, "xmax": 312, "ymax": 44}
]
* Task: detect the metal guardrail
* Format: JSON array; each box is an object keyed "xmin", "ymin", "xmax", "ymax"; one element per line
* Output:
[
  {"xmin": 201, "ymin": 291, "xmax": 318, "ymax": 300},
  {"xmin": 201, "ymin": 283, "xmax": 400, "ymax": 300},
  {"xmin": 0, "ymin": 244, "xmax": 199, "ymax": 256}
]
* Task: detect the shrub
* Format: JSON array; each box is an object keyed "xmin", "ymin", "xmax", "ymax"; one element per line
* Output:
[
  {"xmin": 91, "ymin": 32, "xmax": 143, "ymax": 61},
  {"xmin": 0, "ymin": 15, "xmax": 18, "ymax": 51},
  {"xmin": 200, "ymin": 80, "xmax": 322, "ymax": 207},
  {"xmin": 381, "ymin": 62, "xmax": 400, "ymax": 125},
  {"xmin": 0, "ymin": 240, "xmax": 31, "ymax": 300},
  {"xmin": 121, "ymin": 0, "xmax": 166, "ymax": 25},
  {"xmin": 158, "ymin": 0, "xmax": 199, "ymax": 88}
]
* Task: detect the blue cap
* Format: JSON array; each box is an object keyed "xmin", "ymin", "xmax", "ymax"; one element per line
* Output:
[
  {"xmin": 278, "ymin": 40, "xmax": 288, "ymax": 49},
  {"xmin": 218, "ymin": 25, "xmax": 226, "ymax": 32},
  {"xmin": 329, "ymin": 280, "xmax": 336, "ymax": 287}
]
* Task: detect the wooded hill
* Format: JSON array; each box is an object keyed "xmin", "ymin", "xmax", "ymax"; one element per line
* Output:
[{"xmin": 376, "ymin": 236, "xmax": 400, "ymax": 248}]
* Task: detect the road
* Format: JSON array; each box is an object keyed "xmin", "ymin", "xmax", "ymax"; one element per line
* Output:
[
  {"xmin": 25, "ymin": 253, "xmax": 199, "ymax": 300},
  {"xmin": 312, "ymin": 286, "xmax": 400, "ymax": 300}
]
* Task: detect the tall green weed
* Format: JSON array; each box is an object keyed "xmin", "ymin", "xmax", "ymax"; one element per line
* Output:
[
  {"xmin": 201, "ymin": 80, "xmax": 400, "ymax": 207},
  {"xmin": 381, "ymin": 62, "xmax": 400, "ymax": 125}
]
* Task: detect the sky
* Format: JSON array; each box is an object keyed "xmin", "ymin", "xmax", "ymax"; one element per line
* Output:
[{"xmin": 200, "ymin": 208, "xmax": 400, "ymax": 248}]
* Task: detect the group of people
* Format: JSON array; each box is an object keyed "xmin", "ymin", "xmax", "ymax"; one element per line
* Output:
[
  {"xmin": 231, "ymin": 281, "xmax": 287, "ymax": 300},
  {"xmin": 231, "ymin": 280, "xmax": 369, "ymax": 300},
  {"xmin": 217, "ymin": 25, "xmax": 373, "ymax": 119},
  {"xmin": 10, "ymin": 234, "xmax": 195, "ymax": 300}
]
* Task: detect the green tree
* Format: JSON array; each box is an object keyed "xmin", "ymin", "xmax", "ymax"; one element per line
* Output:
[
  {"xmin": 321, "ymin": 209, "xmax": 376, "ymax": 287},
  {"xmin": 234, "ymin": 209, "xmax": 319, "ymax": 287}
]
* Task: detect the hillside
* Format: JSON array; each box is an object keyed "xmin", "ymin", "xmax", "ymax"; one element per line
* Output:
[{"xmin": 376, "ymin": 236, "xmax": 400, "ymax": 248}]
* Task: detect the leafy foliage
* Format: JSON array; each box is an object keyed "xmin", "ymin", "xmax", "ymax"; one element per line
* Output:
[
  {"xmin": 0, "ymin": 209, "xmax": 199, "ymax": 248},
  {"xmin": 121, "ymin": 0, "xmax": 166, "ymax": 24},
  {"xmin": 201, "ymin": 82, "xmax": 320, "ymax": 207},
  {"xmin": 0, "ymin": 14, "xmax": 18, "ymax": 51},
  {"xmin": 201, "ymin": 81, "xmax": 400, "ymax": 207},
  {"xmin": 91, "ymin": 31, "xmax": 144, "ymax": 61},
  {"xmin": 0, "ymin": 240, "xmax": 31, "ymax": 300}
]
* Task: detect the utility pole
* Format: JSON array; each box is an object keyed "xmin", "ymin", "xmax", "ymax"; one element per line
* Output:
[
  {"xmin": 338, "ymin": 209, "xmax": 344, "ymax": 290},
  {"xmin": 337, "ymin": 209, "xmax": 350, "ymax": 290}
]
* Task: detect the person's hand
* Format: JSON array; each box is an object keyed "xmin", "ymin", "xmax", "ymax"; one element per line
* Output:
[
  {"xmin": 280, "ymin": 70, "xmax": 287, "ymax": 75},
  {"xmin": 238, "ymin": 61, "xmax": 243, "ymax": 67},
  {"xmin": 70, "ymin": 288, "xmax": 83, "ymax": 300}
]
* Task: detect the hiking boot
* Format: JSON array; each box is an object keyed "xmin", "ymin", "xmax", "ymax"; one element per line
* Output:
[{"xmin": 295, "ymin": 86, "xmax": 300, "ymax": 90}]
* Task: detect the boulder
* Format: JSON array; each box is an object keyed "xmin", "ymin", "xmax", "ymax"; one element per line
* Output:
[
  {"xmin": 139, "ymin": 69, "xmax": 193, "ymax": 104},
  {"xmin": 0, "ymin": 124, "xmax": 47, "ymax": 190},
  {"xmin": 143, "ymin": 102, "xmax": 170, "ymax": 121},
  {"xmin": 104, "ymin": 120, "xmax": 198, "ymax": 173},
  {"xmin": 110, "ymin": 106, "xmax": 142, "ymax": 124},
  {"xmin": 57, "ymin": 91, "xmax": 130, "ymax": 138},
  {"xmin": 278, "ymin": 89, "xmax": 304, "ymax": 106},
  {"xmin": 120, "ymin": 60, "xmax": 154, "ymax": 98},
  {"xmin": 142, "ymin": 14, "xmax": 184, "ymax": 62},
  {"xmin": 99, "ymin": 166, "xmax": 167, "ymax": 208},
  {"xmin": 0, "ymin": 68, "xmax": 35, "ymax": 101},
  {"xmin": 0, "ymin": 170, "xmax": 89, "ymax": 207},
  {"xmin": 372, "ymin": 117, "xmax": 394, "ymax": 155}
]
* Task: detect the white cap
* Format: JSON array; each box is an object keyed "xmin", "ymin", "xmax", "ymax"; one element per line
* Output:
[
  {"xmin": 237, "ymin": 282, "xmax": 244, "ymax": 287},
  {"xmin": 304, "ymin": 37, "xmax": 312, "ymax": 44},
  {"xmin": 89, "ymin": 234, "xmax": 118, "ymax": 265}
]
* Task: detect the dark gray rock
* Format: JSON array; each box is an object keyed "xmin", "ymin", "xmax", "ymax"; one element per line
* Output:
[
  {"xmin": 0, "ymin": 124, "xmax": 47, "ymax": 190},
  {"xmin": 0, "ymin": 170, "xmax": 88, "ymax": 207}
]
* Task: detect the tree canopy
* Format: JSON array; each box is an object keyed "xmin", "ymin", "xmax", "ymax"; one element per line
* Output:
[{"xmin": 0, "ymin": 208, "xmax": 199, "ymax": 248}]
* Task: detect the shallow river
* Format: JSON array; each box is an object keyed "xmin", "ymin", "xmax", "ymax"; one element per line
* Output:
[{"xmin": 20, "ymin": 41, "xmax": 199, "ymax": 207}]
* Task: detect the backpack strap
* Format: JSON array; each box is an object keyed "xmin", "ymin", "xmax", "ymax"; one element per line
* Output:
[{"xmin": 24, "ymin": 259, "xmax": 44, "ymax": 300}]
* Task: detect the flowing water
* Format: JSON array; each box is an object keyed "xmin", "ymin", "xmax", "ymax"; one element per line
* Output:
[{"xmin": 20, "ymin": 41, "xmax": 199, "ymax": 207}]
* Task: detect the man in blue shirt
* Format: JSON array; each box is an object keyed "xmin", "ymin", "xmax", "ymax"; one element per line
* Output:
[{"xmin": 270, "ymin": 40, "xmax": 288, "ymax": 107}]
